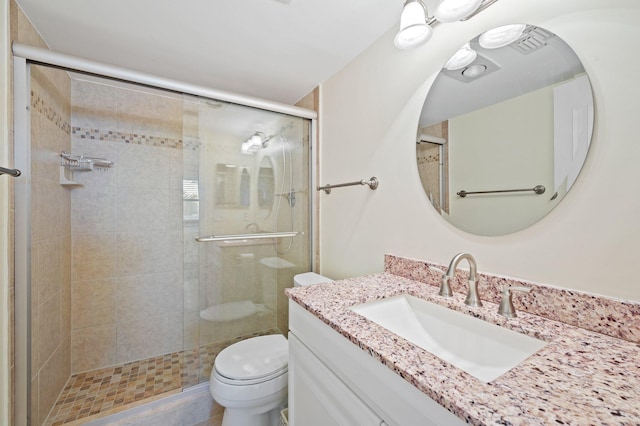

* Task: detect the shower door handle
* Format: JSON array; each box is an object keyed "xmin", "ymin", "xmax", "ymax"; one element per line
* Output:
[
  {"xmin": 0, "ymin": 166, "xmax": 21, "ymax": 177},
  {"xmin": 195, "ymin": 231, "xmax": 299, "ymax": 242}
]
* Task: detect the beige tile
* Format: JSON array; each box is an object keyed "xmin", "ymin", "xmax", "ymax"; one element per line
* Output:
[
  {"xmin": 116, "ymin": 87, "xmax": 183, "ymax": 140},
  {"xmin": 116, "ymin": 143, "xmax": 173, "ymax": 189},
  {"xmin": 116, "ymin": 231, "xmax": 182, "ymax": 277},
  {"xmin": 183, "ymin": 311, "xmax": 199, "ymax": 351},
  {"xmin": 37, "ymin": 238, "xmax": 62, "ymax": 305},
  {"xmin": 184, "ymin": 274, "xmax": 199, "ymax": 313},
  {"xmin": 71, "ymin": 179, "xmax": 116, "ymax": 234},
  {"xmin": 167, "ymin": 312, "xmax": 184, "ymax": 354},
  {"xmin": 116, "ymin": 187, "xmax": 172, "ymax": 232},
  {"xmin": 30, "ymin": 180, "xmax": 45, "ymax": 242},
  {"xmin": 38, "ymin": 179, "xmax": 67, "ymax": 239},
  {"xmin": 169, "ymin": 148, "xmax": 184, "ymax": 191},
  {"xmin": 71, "ymin": 325, "xmax": 116, "ymax": 373},
  {"xmin": 116, "ymin": 313, "xmax": 181, "ymax": 364},
  {"xmin": 115, "ymin": 272, "xmax": 182, "ymax": 324},
  {"xmin": 61, "ymin": 236, "xmax": 72, "ymax": 339},
  {"xmin": 38, "ymin": 292, "xmax": 61, "ymax": 366},
  {"xmin": 72, "ymin": 279, "xmax": 116, "ymax": 330},
  {"xmin": 72, "ymin": 233, "xmax": 116, "ymax": 282},
  {"xmin": 71, "ymin": 79, "xmax": 118, "ymax": 130},
  {"xmin": 31, "ymin": 241, "xmax": 40, "ymax": 311},
  {"xmin": 30, "ymin": 375, "xmax": 39, "ymax": 426},
  {"xmin": 39, "ymin": 343, "xmax": 70, "ymax": 424},
  {"xmin": 31, "ymin": 308, "xmax": 39, "ymax": 377}
]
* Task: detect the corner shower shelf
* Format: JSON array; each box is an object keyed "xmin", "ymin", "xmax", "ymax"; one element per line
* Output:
[
  {"xmin": 59, "ymin": 151, "xmax": 114, "ymax": 188},
  {"xmin": 59, "ymin": 166, "xmax": 83, "ymax": 187}
]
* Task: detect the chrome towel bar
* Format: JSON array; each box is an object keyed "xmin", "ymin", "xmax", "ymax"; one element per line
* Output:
[
  {"xmin": 457, "ymin": 185, "xmax": 545, "ymax": 198},
  {"xmin": 317, "ymin": 177, "xmax": 379, "ymax": 195},
  {"xmin": 0, "ymin": 166, "xmax": 21, "ymax": 177},
  {"xmin": 196, "ymin": 231, "xmax": 298, "ymax": 242}
]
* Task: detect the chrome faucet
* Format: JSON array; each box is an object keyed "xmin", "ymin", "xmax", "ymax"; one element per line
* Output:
[{"xmin": 440, "ymin": 253, "xmax": 482, "ymax": 307}]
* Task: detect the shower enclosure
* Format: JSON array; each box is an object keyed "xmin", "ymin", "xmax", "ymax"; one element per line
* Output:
[{"xmin": 13, "ymin": 46, "xmax": 315, "ymax": 425}]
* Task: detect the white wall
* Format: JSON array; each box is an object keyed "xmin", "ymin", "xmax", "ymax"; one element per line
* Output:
[
  {"xmin": 319, "ymin": 0, "xmax": 640, "ymax": 302},
  {"xmin": 447, "ymin": 85, "xmax": 555, "ymax": 235}
]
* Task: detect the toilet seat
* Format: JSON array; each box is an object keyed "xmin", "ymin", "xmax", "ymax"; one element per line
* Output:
[{"xmin": 214, "ymin": 334, "xmax": 288, "ymax": 385}]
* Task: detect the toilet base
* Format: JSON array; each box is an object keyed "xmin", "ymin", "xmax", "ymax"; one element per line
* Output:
[{"xmin": 221, "ymin": 402, "xmax": 286, "ymax": 426}]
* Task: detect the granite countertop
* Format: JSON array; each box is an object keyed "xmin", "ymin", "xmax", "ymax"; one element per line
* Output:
[{"xmin": 286, "ymin": 272, "xmax": 640, "ymax": 425}]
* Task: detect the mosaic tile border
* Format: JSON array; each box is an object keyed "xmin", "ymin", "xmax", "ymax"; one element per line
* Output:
[
  {"xmin": 45, "ymin": 329, "xmax": 280, "ymax": 426},
  {"xmin": 72, "ymin": 127, "xmax": 184, "ymax": 149},
  {"xmin": 31, "ymin": 92, "xmax": 72, "ymax": 135},
  {"xmin": 385, "ymin": 254, "xmax": 640, "ymax": 343}
]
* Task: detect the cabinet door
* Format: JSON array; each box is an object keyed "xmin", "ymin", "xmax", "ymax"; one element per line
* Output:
[{"xmin": 289, "ymin": 333, "xmax": 386, "ymax": 426}]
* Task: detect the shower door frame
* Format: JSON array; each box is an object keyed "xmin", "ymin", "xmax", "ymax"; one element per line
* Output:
[{"xmin": 12, "ymin": 45, "xmax": 318, "ymax": 426}]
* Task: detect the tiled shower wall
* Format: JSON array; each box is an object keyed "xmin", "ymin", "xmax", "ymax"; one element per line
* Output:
[
  {"xmin": 29, "ymin": 65, "xmax": 73, "ymax": 426},
  {"xmin": 10, "ymin": 1, "xmax": 74, "ymax": 423},
  {"xmin": 69, "ymin": 80, "xmax": 185, "ymax": 373}
]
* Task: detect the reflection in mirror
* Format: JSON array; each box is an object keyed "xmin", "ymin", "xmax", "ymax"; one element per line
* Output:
[
  {"xmin": 258, "ymin": 156, "xmax": 275, "ymax": 218},
  {"xmin": 417, "ymin": 25, "xmax": 594, "ymax": 236},
  {"xmin": 215, "ymin": 163, "xmax": 250, "ymax": 208}
]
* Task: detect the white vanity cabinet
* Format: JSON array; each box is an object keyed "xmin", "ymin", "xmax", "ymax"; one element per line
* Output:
[{"xmin": 288, "ymin": 301, "xmax": 465, "ymax": 426}]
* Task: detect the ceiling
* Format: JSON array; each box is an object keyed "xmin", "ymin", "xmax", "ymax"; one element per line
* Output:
[
  {"xmin": 15, "ymin": 0, "xmax": 401, "ymax": 105},
  {"xmin": 420, "ymin": 26, "xmax": 586, "ymax": 127}
]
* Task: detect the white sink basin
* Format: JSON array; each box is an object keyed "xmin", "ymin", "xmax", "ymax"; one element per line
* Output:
[{"xmin": 350, "ymin": 294, "xmax": 547, "ymax": 382}]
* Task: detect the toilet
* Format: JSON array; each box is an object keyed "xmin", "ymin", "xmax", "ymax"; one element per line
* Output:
[{"xmin": 210, "ymin": 272, "xmax": 332, "ymax": 426}]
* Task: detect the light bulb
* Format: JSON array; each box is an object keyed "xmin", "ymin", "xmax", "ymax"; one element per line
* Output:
[
  {"xmin": 444, "ymin": 43, "xmax": 477, "ymax": 70},
  {"xmin": 435, "ymin": 0, "xmax": 482, "ymax": 23},
  {"xmin": 479, "ymin": 24, "xmax": 527, "ymax": 49},
  {"xmin": 394, "ymin": 0, "xmax": 432, "ymax": 50}
]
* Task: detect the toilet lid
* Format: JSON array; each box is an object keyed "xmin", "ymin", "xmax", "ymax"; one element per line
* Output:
[{"xmin": 214, "ymin": 334, "xmax": 288, "ymax": 382}]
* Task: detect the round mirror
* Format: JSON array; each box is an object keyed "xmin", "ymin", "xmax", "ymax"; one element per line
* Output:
[
  {"xmin": 416, "ymin": 24, "xmax": 594, "ymax": 236},
  {"xmin": 258, "ymin": 156, "xmax": 275, "ymax": 218}
]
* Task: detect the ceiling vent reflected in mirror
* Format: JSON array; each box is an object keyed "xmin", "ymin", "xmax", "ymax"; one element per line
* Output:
[
  {"xmin": 440, "ymin": 25, "xmax": 555, "ymax": 83},
  {"xmin": 511, "ymin": 26, "xmax": 555, "ymax": 54}
]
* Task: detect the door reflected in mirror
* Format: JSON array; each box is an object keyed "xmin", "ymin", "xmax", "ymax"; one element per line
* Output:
[
  {"xmin": 417, "ymin": 25, "xmax": 594, "ymax": 236},
  {"xmin": 215, "ymin": 163, "xmax": 250, "ymax": 208},
  {"xmin": 258, "ymin": 156, "xmax": 275, "ymax": 218}
]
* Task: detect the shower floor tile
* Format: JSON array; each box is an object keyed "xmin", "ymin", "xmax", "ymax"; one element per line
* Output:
[{"xmin": 44, "ymin": 329, "xmax": 280, "ymax": 426}]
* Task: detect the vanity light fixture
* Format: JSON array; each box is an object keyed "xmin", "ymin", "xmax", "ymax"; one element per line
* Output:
[
  {"xmin": 394, "ymin": 0, "xmax": 432, "ymax": 50},
  {"xmin": 394, "ymin": 0, "xmax": 500, "ymax": 50},
  {"xmin": 435, "ymin": 0, "xmax": 483, "ymax": 23},
  {"xmin": 444, "ymin": 42, "xmax": 477, "ymax": 70},
  {"xmin": 241, "ymin": 132, "xmax": 272, "ymax": 154},
  {"xmin": 479, "ymin": 23, "xmax": 526, "ymax": 49}
]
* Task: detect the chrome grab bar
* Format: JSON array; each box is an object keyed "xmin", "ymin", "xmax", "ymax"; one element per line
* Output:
[
  {"xmin": 195, "ymin": 231, "xmax": 298, "ymax": 242},
  {"xmin": 317, "ymin": 177, "xmax": 378, "ymax": 194},
  {"xmin": 0, "ymin": 166, "xmax": 21, "ymax": 177},
  {"xmin": 457, "ymin": 185, "xmax": 545, "ymax": 198}
]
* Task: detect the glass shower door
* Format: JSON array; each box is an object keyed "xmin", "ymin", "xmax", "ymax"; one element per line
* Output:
[{"xmin": 182, "ymin": 97, "xmax": 311, "ymax": 383}]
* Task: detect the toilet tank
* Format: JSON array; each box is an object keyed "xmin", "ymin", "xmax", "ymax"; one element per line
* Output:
[{"xmin": 293, "ymin": 272, "xmax": 332, "ymax": 287}]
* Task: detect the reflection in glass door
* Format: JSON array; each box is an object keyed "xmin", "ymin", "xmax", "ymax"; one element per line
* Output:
[{"xmin": 182, "ymin": 97, "xmax": 311, "ymax": 379}]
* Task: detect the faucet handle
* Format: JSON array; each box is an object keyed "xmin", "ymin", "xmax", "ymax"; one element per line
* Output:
[
  {"xmin": 429, "ymin": 266, "xmax": 453, "ymax": 297},
  {"xmin": 498, "ymin": 286, "xmax": 531, "ymax": 318}
]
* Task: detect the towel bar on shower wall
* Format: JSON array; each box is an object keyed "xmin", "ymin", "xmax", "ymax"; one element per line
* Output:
[
  {"xmin": 0, "ymin": 166, "xmax": 21, "ymax": 177},
  {"xmin": 317, "ymin": 177, "xmax": 379, "ymax": 194}
]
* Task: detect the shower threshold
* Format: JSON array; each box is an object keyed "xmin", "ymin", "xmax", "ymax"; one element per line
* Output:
[{"xmin": 44, "ymin": 329, "xmax": 281, "ymax": 426}]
